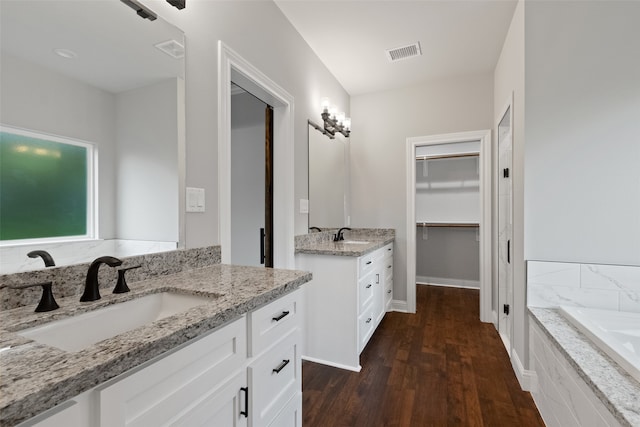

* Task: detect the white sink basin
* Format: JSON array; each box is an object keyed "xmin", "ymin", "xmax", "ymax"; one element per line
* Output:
[
  {"xmin": 341, "ymin": 240, "xmax": 370, "ymax": 245},
  {"xmin": 18, "ymin": 292, "xmax": 216, "ymax": 352}
]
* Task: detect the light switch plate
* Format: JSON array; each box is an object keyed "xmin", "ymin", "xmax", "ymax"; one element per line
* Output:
[
  {"xmin": 299, "ymin": 199, "xmax": 309, "ymax": 214},
  {"xmin": 186, "ymin": 187, "xmax": 205, "ymax": 212}
]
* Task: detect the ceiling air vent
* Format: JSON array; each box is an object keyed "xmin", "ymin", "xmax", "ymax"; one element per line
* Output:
[
  {"xmin": 154, "ymin": 40, "xmax": 185, "ymax": 59},
  {"xmin": 385, "ymin": 42, "xmax": 422, "ymax": 62}
]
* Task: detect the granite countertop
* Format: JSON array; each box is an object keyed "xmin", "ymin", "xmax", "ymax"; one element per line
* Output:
[
  {"xmin": 295, "ymin": 229, "xmax": 394, "ymax": 257},
  {"xmin": 528, "ymin": 307, "xmax": 640, "ymax": 427},
  {"xmin": 0, "ymin": 264, "xmax": 311, "ymax": 426}
]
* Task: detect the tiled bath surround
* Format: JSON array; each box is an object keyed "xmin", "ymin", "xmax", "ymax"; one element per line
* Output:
[
  {"xmin": 0, "ymin": 239, "xmax": 178, "ymax": 274},
  {"xmin": 0, "ymin": 246, "xmax": 221, "ymax": 311},
  {"xmin": 527, "ymin": 261, "xmax": 640, "ymax": 427},
  {"xmin": 527, "ymin": 261, "xmax": 640, "ymax": 312}
]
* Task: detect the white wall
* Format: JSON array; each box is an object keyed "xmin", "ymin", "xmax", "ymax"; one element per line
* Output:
[
  {"xmin": 493, "ymin": 0, "xmax": 526, "ymax": 368},
  {"xmin": 230, "ymin": 91, "xmax": 266, "ymax": 267},
  {"xmin": 147, "ymin": 0, "xmax": 350, "ymax": 248},
  {"xmin": 0, "ymin": 53, "xmax": 117, "ymax": 238},
  {"xmin": 350, "ymin": 73, "xmax": 494, "ymax": 302},
  {"xmin": 524, "ymin": 0, "xmax": 640, "ymax": 266},
  {"xmin": 116, "ymin": 78, "xmax": 179, "ymax": 242}
]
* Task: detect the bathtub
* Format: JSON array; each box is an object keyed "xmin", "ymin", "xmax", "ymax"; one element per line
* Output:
[{"xmin": 560, "ymin": 306, "xmax": 640, "ymax": 383}]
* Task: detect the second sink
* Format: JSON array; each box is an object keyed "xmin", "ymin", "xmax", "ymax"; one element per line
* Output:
[{"xmin": 18, "ymin": 292, "xmax": 217, "ymax": 352}]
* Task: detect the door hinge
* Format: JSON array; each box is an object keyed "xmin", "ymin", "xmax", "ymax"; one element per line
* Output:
[
  {"xmin": 503, "ymin": 304, "xmax": 510, "ymax": 315},
  {"xmin": 503, "ymin": 168, "xmax": 510, "ymax": 178}
]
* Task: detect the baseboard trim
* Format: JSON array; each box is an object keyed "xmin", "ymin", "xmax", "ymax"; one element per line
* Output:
[
  {"xmin": 417, "ymin": 276, "xmax": 480, "ymax": 289},
  {"xmin": 301, "ymin": 355, "xmax": 361, "ymax": 372},
  {"xmin": 511, "ymin": 349, "xmax": 536, "ymax": 392},
  {"xmin": 391, "ymin": 299, "xmax": 409, "ymax": 312},
  {"xmin": 492, "ymin": 310, "xmax": 499, "ymax": 329}
]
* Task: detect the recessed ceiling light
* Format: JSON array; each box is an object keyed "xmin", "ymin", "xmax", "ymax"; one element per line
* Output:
[{"xmin": 53, "ymin": 48, "xmax": 78, "ymax": 59}]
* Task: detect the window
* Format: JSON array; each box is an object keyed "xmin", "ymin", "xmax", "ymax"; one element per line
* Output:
[{"xmin": 0, "ymin": 126, "xmax": 94, "ymax": 243}]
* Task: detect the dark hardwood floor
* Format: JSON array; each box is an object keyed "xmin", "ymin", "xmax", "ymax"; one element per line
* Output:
[{"xmin": 302, "ymin": 285, "xmax": 544, "ymax": 426}]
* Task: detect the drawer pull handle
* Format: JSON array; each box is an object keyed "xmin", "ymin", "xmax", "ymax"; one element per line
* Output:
[
  {"xmin": 273, "ymin": 359, "xmax": 290, "ymax": 374},
  {"xmin": 388, "ymin": 248, "xmax": 391, "ymax": 251},
  {"xmin": 376, "ymin": 273, "xmax": 380, "ymax": 284},
  {"xmin": 366, "ymin": 318, "xmax": 372, "ymax": 324},
  {"xmin": 366, "ymin": 261, "xmax": 372, "ymax": 265},
  {"xmin": 366, "ymin": 284, "xmax": 372, "ymax": 289},
  {"xmin": 272, "ymin": 311, "xmax": 290, "ymax": 322},
  {"xmin": 387, "ymin": 290, "xmax": 392, "ymax": 294},
  {"xmin": 387, "ymin": 265, "xmax": 392, "ymax": 269},
  {"xmin": 240, "ymin": 387, "xmax": 249, "ymax": 417}
]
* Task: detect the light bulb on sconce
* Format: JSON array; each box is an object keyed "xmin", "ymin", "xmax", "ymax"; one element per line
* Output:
[{"xmin": 318, "ymin": 97, "xmax": 351, "ymax": 138}]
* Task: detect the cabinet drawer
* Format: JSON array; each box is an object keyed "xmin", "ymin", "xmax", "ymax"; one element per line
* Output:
[
  {"xmin": 358, "ymin": 252, "xmax": 376, "ymax": 277},
  {"xmin": 358, "ymin": 271, "xmax": 375, "ymax": 313},
  {"xmin": 268, "ymin": 392, "xmax": 302, "ymax": 427},
  {"xmin": 358, "ymin": 307, "xmax": 375, "ymax": 353},
  {"xmin": 384, "ymin": 261, "xmax": 393, "ymax": 281},
  {"xmin": 97, "ymin": 316, "xmax": 247, "ymax": 427},
  {"xmin": 385, "ymin": 280, "xmax": 393, "ymax": 311},
  {"xmin": 249, "ymin": 330, "xmax": 300, "ymax": 427},
  {"xmin": 383, "ymin": 243, "xmax": 393, "ymax": 260},
  {"xmin": 249, "ymin": 289, "xmax": 301, "ymax": 357}
]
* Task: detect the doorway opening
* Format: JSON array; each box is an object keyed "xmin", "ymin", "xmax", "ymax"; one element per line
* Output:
[
  {"xmin": 230, "ymin": 84, "xmax": 274, "ymax": 267},
  {"xmin": 218, "ymin": 41, "xmax": 295, "ymax": 269},
  {"xmin": 406, "ymin": 130, "xmax": 492, "ymax": 322}
]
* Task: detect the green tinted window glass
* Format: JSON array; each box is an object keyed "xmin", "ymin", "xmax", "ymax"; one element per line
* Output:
[{"xmin": 0, "ymin": 130, "xmax": 88, "ymax": 240}]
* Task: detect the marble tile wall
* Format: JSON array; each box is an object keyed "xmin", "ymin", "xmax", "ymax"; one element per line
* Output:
[
  {"xmin": 527, "ymin": 261, "xmax": 640, "ymax": 312},
  {"xmin": 0, "ymin": 246, "xmax": 221, "ymax": 311},
  {"xmin": 529, "ymin": 320, "xmax": 626, "ymax": 427}
]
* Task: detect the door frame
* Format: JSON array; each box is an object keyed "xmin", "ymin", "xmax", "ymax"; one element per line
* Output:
[
  {"xmin": 218, "ymin": 41, "xmax": 295, "ymax": 268},
  {"xmin": 405, "ymin": 130, "xmax": 492, "ymax": 321}
]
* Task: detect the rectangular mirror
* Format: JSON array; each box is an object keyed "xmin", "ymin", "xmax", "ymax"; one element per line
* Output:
[
  {"xmin": 308, "ymin": 123, "xmax": 349, "ymax": 230},
  {"xmin": 0, "ymin": 0, "xmax": 185, "ymax": 273}
]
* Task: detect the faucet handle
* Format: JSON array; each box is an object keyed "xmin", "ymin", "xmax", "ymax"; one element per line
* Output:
[
  {"xmin": 6, "ymin": 282, "xmax": 59, "ymax": 312},
  {"xmin": 113, "ymin": 265, "xmax": 142, "ymax": 294}
]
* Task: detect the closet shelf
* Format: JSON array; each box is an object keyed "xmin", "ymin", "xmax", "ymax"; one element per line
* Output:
[
  {"xmin": 416, "ymin": 152, "xmax": 479, "ymax": 161},
  {"xmin": 416, "ymin": 222, "xmax": 479, "ymax": 228}
]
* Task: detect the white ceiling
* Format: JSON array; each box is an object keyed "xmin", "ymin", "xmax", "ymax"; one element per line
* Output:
[
  {"xmin": 0, "ymin": 0, "xmax": 184, "ymax": 93},
  {"xmin": 275, "ymin": 0, "xmax": 518, "ymax": 96}
]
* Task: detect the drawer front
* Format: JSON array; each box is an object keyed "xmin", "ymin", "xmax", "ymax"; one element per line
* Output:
[
  {"xmin": 249, "ymin": 330, "xmax": 300, "ymax": 427},
  {"xmin": 385, "ymin": 280, "xmax": 393, "ymax": 311},
  {"xmin": 383, "ymin": 243, "xmax": 393, "ymax": 260},
  {"xmin": 358, "ymin": 252, "xmax": 376, "ymax": 277},
  {"xmin": 358, "ymin": 307, "xmax": 375, "ymax": 353},
  {"xmin": 384, "ymin": 260, "xmax": 393, "ymax": 281},
  {"xmin": 249, "ymin": 289, "xmax": 301, "ymax": 357},
  {"xmin": 268, "ymin": 392, "xmax": 302, "ymax": 427},
  {"xmin": 98, "ymin": 316, "xmax": 247, "ymax": 427},
  {"xmin": 358, "ymin": 271, "xmax": 375, "ymax": 313}
]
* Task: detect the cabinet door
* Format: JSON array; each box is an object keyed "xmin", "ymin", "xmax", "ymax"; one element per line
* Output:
[{"xmin": 97, "ymin": 316, "xmax": 247, "ymax": 427}]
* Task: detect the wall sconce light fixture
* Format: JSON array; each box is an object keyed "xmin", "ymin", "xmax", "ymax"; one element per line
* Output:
[{"xmin": 320, "ymin": 98, "xmax": 351, "ymax": 138}]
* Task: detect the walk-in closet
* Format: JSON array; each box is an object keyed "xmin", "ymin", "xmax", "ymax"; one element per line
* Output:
[{"xmin": 415, "ymin": 141, "xmax": 481, "ymax": 289}]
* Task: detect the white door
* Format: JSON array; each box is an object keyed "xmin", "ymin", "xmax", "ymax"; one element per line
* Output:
[{"xmin": 497, "ymin": 105, "xmax": 514, "ymax": 353}]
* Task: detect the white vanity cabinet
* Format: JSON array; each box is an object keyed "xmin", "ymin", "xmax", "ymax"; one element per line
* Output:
[
  {"xmin": 297, "ymin": 242, "xmax": 393, "ymax": 371},
  {"xmin": 19, "ymin": 289, "xmax": 303, "ymax": 427}
]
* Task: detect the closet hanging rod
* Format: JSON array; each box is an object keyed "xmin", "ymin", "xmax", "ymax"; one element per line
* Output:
[
  {"xmin": 416, "ymin": 222, "xmax": 479, "ymax": 228},
  {"xmin": 416, "ymin": 152, "xmax": 479, "ymax": 161}
]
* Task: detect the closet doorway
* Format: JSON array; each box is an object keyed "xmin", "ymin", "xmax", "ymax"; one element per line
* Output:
[{"xmin": 406, "ymin": 130, "xmax": 492, "ymax": 322}]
